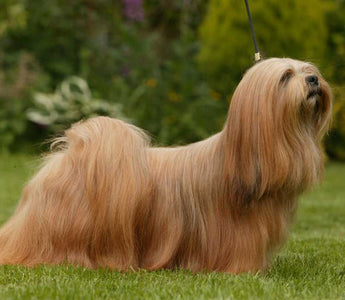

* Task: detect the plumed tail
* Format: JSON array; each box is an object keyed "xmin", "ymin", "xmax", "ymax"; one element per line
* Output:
[{"xmin": 0, "ymin": 117, "xmax": 151, "ymax": 269}]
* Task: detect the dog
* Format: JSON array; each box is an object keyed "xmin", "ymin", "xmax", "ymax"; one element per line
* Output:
[{"xmin": 0, "ymin": 58, "xmax": 332, "ymax": 273}]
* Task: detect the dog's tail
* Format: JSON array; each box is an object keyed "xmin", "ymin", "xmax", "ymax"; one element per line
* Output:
[{"xmin": 0, "ymin": 117, "xmax": 151, "ymax": 269}]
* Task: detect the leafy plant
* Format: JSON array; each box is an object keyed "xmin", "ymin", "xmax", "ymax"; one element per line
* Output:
[
  {"xmin": 116, "ymin": 36, "xmax": 226, "ymax": 145},
  {"xmin": 27, "ymin": 76, "xmax": 126, "ymax": 133}
]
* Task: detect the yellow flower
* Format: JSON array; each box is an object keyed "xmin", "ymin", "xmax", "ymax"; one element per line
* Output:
[
  {"xmin": 168, "ymin": 91, "xmax": 182, "ymax": 102},
  {"xmin": 210, "ymin": 90, "xmax": 221, "ymax": 101},
  {"xmin": 145, "ymin": 78, "xmax": 157, "ymax": 88}
]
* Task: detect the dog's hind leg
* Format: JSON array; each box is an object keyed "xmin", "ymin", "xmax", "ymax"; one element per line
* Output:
[{"xmin": 0, "ymin": 117, "xmax": 151, "ymax": 269}]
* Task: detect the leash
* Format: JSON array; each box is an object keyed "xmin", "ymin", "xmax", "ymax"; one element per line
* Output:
[{"xmin": 244, "ymin": 0, "xmax": 261, "ymax": 62}]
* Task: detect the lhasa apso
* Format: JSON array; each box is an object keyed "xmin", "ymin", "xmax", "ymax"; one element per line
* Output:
[{"xmin": 0, "ymin": 58, "xmax": 332, "ymax": 273}]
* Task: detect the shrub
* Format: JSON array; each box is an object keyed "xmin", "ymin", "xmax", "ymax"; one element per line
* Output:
[
  {"xmin": 325, "ymin": 87, "xmax": 345, "ymax": 161},
  {"xmin": 0, "ymin": 52, "xmax": 44, "ymax": 152},
  {"xmin": 323, "ymin": 2, "xmax": 345, "ymax": 161},
  {"xmin": 27, "ymin": 76, "xmax": 126, "ymax": 133},
  {"xmin": 115, "ymin": 36, "xmax": 226, "ymax": 145},
  {"xmin": 198, "ymin": 0, "xmax": 332, "ymax": 93}
]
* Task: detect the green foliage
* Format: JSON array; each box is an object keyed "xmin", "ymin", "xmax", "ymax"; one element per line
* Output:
[
  {"xmin": 198, "ymin": 0, "xmax": 332, "ymax": 93},
  {"xmin": 117, "ymin": 36, "xmax": 225, "ymax": 145},
  {"xmin": 325, "ymin": 87, "xmax": 345, "ymax": 160},
  {"xmin": 1, "ymin": 0, "xmax": 224, "ymax": 146},
  {"xmin": 0, "ymin": 98, "xmax": 27, "ymax": 153},
  {"xmin": 0, "ymin": 0, "xmax": 26, "ymax": 37},
  {"xmin": 324, "ymin": 1, "xmax": 345, "ymax": 84},
  {"xmin": 0, "ymin": 52, "xmax": 45, "ymax": 152},
  {"xmin": 144, "ymin": 0, "xmax": 207, "ymax": 38},
  {"xmin": 27, "ymin": 77, "xmax": 126, "ymax": 133},
  {"xmin": 0, "ymin": 0, "xmax": 345, "ymax": 158},
  {"xmin": 1, "ymin": 0, "xmax": 128, "ymax": 90},
  {"xmin": 323, "ymin": 2, "xmax": 345, "ymax": 161}
]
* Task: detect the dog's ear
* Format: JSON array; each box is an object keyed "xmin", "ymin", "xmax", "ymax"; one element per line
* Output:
[{"xmin": 221, "ymin": 84, "xmax": 273, "ymax": 205}]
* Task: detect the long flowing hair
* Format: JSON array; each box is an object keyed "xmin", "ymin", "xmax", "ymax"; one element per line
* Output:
[{"xmin": 0, "ymin": 58, "xmax": 332, "ymax": 273}]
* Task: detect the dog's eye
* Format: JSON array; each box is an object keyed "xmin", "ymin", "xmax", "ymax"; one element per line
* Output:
[{"xmin": 280, "ymin": 71, "xmax": 293, "ymax": 85}]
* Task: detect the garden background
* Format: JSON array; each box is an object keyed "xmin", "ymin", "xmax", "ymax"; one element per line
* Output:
[
  {"xmin": 1, "ymin": 0, "xmax": 345, "ymax": 156},
  {"xmin": 0, "ymin": 1, "xmax": 344, "ymax": 299}
]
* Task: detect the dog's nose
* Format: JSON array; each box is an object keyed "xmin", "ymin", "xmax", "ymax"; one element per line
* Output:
[{"xmin": 306, "ymin": 75, "xmax": 319, "ymax": 86}]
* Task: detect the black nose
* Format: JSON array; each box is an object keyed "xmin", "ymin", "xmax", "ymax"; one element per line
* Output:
[{"xmin": 306, "ymin": 75, "xmax": 319, "ymax": 86}]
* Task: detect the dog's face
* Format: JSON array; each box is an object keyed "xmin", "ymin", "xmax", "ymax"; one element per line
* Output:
[{"xmin": 229, "ymin": 58, "xmax": 332, "ymax": 140}]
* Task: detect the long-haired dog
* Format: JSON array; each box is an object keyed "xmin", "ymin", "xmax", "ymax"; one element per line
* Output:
[{"xmin": 0, "ymin": 58, "xmax": 332, "ymax": 273}]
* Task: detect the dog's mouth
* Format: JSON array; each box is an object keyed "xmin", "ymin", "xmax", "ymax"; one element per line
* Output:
[
  {"xmin": 307, "ymin": 87, "xmax": 322, "ymax": 100},
  {"xmin": 306, "ymin": 87, "xmax": 323, "ymax": 115}
]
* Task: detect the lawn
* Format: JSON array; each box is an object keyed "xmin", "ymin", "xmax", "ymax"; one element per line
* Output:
[{"xmin": 0, "ymin": 154, "xmax": 344, "ymax": 299}]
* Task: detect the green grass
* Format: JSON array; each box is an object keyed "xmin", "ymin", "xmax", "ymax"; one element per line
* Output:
[{"xmin": 0, "ymin": 154, "xmax": 344, "ymax": 299}]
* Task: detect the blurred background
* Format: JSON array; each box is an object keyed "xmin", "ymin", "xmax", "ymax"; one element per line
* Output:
[{"xmin": 0, "ymin": 0, "xmax": 344, "ymax": 159}]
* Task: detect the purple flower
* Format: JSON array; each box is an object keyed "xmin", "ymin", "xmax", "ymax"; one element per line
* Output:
[{"xmin": 122, "ymin": 0, "xmax": 145, "ymax": 22}]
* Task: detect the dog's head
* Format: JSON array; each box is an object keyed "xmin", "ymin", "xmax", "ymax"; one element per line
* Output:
[
  {"xmin": 225, "ymin": 58, "xmax": 332, "ymax": 200},
  {"xmin": 229, "ymin": 58, "xmax": 332, "ymax": 140}
]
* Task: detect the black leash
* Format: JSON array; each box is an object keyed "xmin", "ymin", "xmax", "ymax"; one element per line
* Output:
[{"xmin": 244, "ymin": 0, "xmax": 261, "ymax": 62}]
